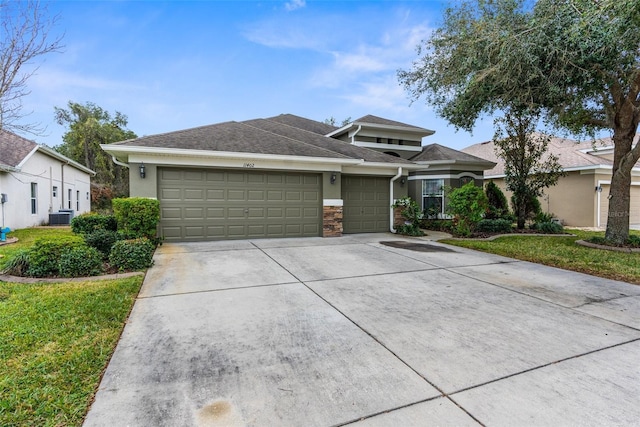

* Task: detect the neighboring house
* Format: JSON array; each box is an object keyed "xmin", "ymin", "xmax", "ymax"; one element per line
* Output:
[
  {"xmin": 0, "ymin": 130, "xmax": 95, "ymax": 230},
  {"xmin": 462, "ymin": 134, "xmax": 640, "ymax": 228},
  {"xmin": 101, "ymin": 114, "xmax": 495, "ymax": 241}
]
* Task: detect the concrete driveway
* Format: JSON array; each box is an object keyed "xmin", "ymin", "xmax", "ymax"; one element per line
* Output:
[{"xmin": 84, "ymin": 234, "xmax": 640, "ymax": 426}]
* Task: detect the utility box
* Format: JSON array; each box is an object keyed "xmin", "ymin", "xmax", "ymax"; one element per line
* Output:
[
  {"xmin": 58, "ymin": 209, "xmax": 75, "ymax": 221},
  {"xmin": 49, "ymin": 212, "xmax": 71, "ymax": 225}
]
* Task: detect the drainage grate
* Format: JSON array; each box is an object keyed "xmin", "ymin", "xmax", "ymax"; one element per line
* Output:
[{"xmin": 380, "ymin": 241, "xmax": 455, "ymax": 253}]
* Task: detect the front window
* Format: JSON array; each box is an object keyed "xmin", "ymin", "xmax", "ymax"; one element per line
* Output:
[
  {"xmin": 30, "ymin": 183, "xmax": 37, "ymax": 214},
  {"xmin": 52, "ymin": 186, "xmax": 58, "ymax": 198},
  {"xmin": 422, "ymin": 179, "xmax": 444, "ymax": 218},
  {"xmin": 68, "ymin": 189, "xmax": 72, "ymax": 209},
  {"xmin": 76, "ymin": 190, "xmax": 80, "ymax": 211}
]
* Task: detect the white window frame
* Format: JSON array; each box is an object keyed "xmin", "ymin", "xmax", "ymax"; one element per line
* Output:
[
  {"xmin": 30, "ymin": 182, "xmax": 38, "ymax": 214},
  {"xmin": 422, "ymin": 179, "xmax": 445, "ymax": 218}
]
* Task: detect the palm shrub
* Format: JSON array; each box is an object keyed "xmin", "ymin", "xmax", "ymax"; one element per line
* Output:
[{"xmin": 447, "ymin": 182, "xmax": 488, "ymax": 237}]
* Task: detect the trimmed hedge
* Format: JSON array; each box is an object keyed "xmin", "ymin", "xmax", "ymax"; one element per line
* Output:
[
  {"xmin": 109, "ymin": 238, "xmax": 155, "ymax": 271},
  {"xmin": 112, "ymin": 198, "xmax": 160, "ymax": 240},
  {"xmin": 26, "ymin": 236, "xmax": 86, "ymax": 277},
  {"xmin": 531, "ymin": 221, "xmax": 564, "ymax": 234},
  {"xmin": 59, "ymin": 246, "xmax": 105, "ymax": 277},
  {"xmin": 71, "ymin": 213, "xmax": 117, "ymax": 234}
]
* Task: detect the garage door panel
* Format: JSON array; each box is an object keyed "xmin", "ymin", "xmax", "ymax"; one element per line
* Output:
[
  {"xmin": 159, "ymin": 168, "xmax": 321, "ymax": 241},
  {"xmin": 342, "ymin": 175, "xmax": 389, "ymax": 233}
]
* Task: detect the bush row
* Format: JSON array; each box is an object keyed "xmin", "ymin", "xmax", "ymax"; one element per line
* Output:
[{"xmin": 3, "ymin": 237, "xmax": 154, "ymax": 278}]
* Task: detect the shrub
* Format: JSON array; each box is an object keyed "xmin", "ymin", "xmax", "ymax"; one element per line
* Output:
[
  {"xmin": 109, "ymin": 238, "xmax": 155, "ymax": 271},
  {"xmin": 71, "ymin": 213, "xmax": 117, "ymax": 235},
  {"xmin": 447, "ymin": 182, "xmax": 488, "ymax": 236},
  {"xmin": 112, "ymin": 198, "xmax": 160, "ymax": 240},
  {"xmin": 3, "ymin": 250, "xmax": 30, "ymax": 276},
  {"xmin": 84, "ymin": 229, "xmax": 121, "ymax": 259},
  {"xmin": 485, "ymin": 181, "xmax": 510, "ymax": 219},
  {"xmin": 531, "ymin": 221, "xmax": 564, "ymax": 234},
  {"xmin": 59, "ymin": 246, "xmax": 105, "ymax": 277},
  {"xmin": 392, "ymin": 197, "xmax": 424, "ymax": 236},
  {"xmin": 476, "ymin": 219, "xmax": 513, "ymax": 233},
  {"xmin": 26, "ymin": 236, "xmax": 85, "ymax": 277}
]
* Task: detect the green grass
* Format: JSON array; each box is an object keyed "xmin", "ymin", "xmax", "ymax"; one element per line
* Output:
[
  {"xmin": 442, "ymin": 229, "xmax": 640, "ymax": 285},
  {"xmin": 0, "ymin": 276, "xmax": 143, "ymax": 426}
]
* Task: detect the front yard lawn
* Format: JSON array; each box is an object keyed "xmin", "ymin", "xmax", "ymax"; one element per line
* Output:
[
  {"xmin": 0, "ymin": 276, "xmax": 143, "ymax": 426},
  {"xmin": 442, "ymin": 229, "xmax": 640, "ymax": 285}
]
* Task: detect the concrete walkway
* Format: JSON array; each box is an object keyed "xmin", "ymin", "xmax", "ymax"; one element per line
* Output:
[{"xmin": 84, "ymin": 233, "xmax": 640, "ymax": 426}]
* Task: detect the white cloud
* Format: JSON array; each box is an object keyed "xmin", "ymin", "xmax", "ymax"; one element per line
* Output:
[{"xmin": 284, "ymin": 0, "xmax": 306, "ymax": 12}]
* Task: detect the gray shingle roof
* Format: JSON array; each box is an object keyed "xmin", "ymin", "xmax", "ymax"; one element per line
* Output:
[
  {"xmin": 411, "ymin": 143, "xmax": 495, "ymax": 166},
  {"xmin": 0, "ymin": 129, "xmax": 37, "ymax": 167},
  {"xmin": 244, "ymin": 118, "xmax": 415, "ymax": 164},
  {"xmin": 265, "ymin": 114, "xmax": 337, "ymax": 135},
  {"xmin": 353, "ymin": 115, "xmax": 430, "ymax": 131},
  {"xmin": 112, "ymin": 121, "xmax": 351, "ymax": 159}
]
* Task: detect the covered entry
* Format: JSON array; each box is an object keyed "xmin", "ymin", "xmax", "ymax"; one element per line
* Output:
[
  {"xmin": 341, "ymin": 175, "xmax": 390, "ymax": 233},
  {"xmin": 158, "ymin": 168, "xmax": 322, "ymax": 241}
]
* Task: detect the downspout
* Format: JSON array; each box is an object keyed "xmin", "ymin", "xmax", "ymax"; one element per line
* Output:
[
  {"xmin": 390, "ymin": 167, "xmax": 402, "ymax": 233},
  {"xmin": 61, "ymin": 163, "xmax": 65, "ymax": 210},
  {"xmin": 110, "ymin": 155, "xmax": 130, "ymax": 169}
]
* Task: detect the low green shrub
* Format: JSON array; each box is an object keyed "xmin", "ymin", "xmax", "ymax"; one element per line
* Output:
[
  {"xmin": 476, "ymin": 219, "xmax": 513, "ymax": 233},
  {"xmin": 59, "ymin": 246, "xmax": 105, "ymax": 277},
  {"xmin": 27, "ymin": 236, "xmax": 85, "ymax": 277},
  {"xmin": 84, "ymin": 229, "xmax": 121, "ymax": 259},
  {"xmin": 71, "ymin": 213, "xmax": 117, "ymax": 234},
  {"xmin": 531, "ymin": 221, "xmax": 564, "ymax": 234},
  {"xmin": 587, "ymin": 235, "xmax": 640, "ymax": 248},
  {"xmin": 109, "ymin": 238, "xmax": 155, "ymax": 271},
  {"xmin": 447, "ymin": 183, "xmax": 488, "ymax": 237},
  {"xmin": 3, "ymin": 249, "xmax": 30, "ymax": 276}
]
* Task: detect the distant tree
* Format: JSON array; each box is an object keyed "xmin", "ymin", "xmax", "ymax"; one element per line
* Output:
[
  {"xmin": 494, "ymin": 110, "xmax": 564, "ymax": 229},
  {"xmin": 398, "ymin": 0, "xmax": 640, "ymax": 243},
  {"xmin": 54, "ymin": 101, "xmax": 137, "ymax": 210},
  {"xmin": 0, "ymin": 0, "xmax": 63, "ymax": 133},
  {"xmin": 323, "ymin": 116, "xmax": 351, "ymax": 127}
]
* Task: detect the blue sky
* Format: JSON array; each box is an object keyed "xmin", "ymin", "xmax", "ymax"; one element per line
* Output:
[{"xmin": 19, "ymin": 0, "xmax": 498, "ymax": 150}]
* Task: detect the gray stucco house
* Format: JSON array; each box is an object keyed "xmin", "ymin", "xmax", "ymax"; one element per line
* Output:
[{"xmin": 101, "ymin": 114, "xmax": 494, "ymax": 241}]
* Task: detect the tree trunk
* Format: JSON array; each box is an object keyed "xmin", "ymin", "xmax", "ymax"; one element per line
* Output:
[{"xmin": 604, "ymin": 131, "xmax": 635, "ymax": 244}]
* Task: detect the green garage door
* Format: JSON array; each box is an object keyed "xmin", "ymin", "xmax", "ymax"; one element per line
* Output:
[
  {"xmin": 158, "ymin": 168, "xmax": 322, "ymax": 241},
  {"xmin": 342, "ymin": 175, "xmax": 390, "ymax": 233}
]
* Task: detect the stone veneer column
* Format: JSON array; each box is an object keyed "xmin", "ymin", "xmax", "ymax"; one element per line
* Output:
[
  {"xmin": 393, "ymin": 206, "xmax": 405, "ymax": 231},
  {"xmin": 323, "ymin": 205, "xmax": 343, "ymax": 237}
]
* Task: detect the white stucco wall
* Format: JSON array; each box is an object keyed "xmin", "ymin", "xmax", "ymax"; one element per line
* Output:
[{"xmin": 0, "ymin": 150, "xmax": 92, "ymax": 230}]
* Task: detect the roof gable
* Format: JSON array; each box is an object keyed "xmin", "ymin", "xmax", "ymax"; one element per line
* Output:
[{"xmin": 412, "ymin": 143, "xmax": 495, "ymax": 166}]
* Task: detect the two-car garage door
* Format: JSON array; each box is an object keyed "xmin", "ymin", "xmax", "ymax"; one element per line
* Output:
[{"xmin": 158, "ymin": 168, "xmax": 322, "ymax": 241}]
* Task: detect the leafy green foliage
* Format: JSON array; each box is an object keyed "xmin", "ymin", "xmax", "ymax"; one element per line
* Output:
[
  {"xmin": 54, "ymin": 101, "xmax": 137, "ymax": 208},
  {"xmin": 71, "ymin": 213, "xmax": 118, "ymax": 234},
  {"xmin": 112, "ymin": 197, "xmax": 160, "ymax": 240},
  {"xmin": 392, "ymin": 197, "xmax": 424, "ymax": 236},
  {"xmin": 83, "ymin": 229, "xmax": 121, "ymax": 259},
  {"xmin": 2, "ymin": 249, "xmax": 30, "ymax": 276},
  {"xmin": 476, "ymin": 219, "xmax": 513, "ymax": 234},
  {"xmin": 109, "ymin": 238, "xmax": 155, "ymax": 271},
  {"xmin": 419, "ymin": 219, "xmax": 453, "ymax": 232},
  {"xmin": 58, "ymin": 246, "xmax": 105, "ymax": 277},
  {"xmin": 26, "ymin": 236, "xmax": 85, "ymax": 277},
  {"xmin": 530, "ymin": 221, "xmax": 564, "ymax": 234},
  {"xmin": 447, "ymin": 182, "xmax": 488, "ymax": 236},
  {"xmin": 0, "ymin": 277, "xmax": 142, "ymax": 426},
  {"xmin": 495, "ymin": 112, "xmax": 565, "ymax": 229},
  {"xmin": 485, "ymin": 181, "xmax": 511, "ymax": 220}
]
